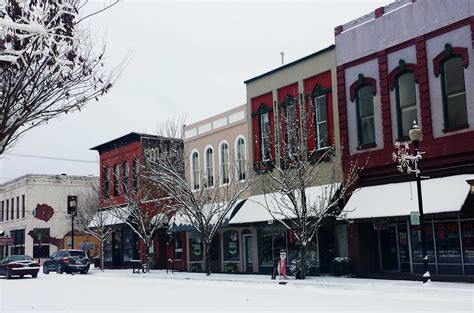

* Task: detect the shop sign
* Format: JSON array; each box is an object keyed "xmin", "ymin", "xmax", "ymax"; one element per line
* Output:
[
  {"xmin": 0, "ymin": 237, "xmax": 14, "ymax": 245},
  {"xmin": 410, "ymin": 211, "xmax": 420, "ymax": 225},
  {"xmin": 373, "ymin": 222, "xmax": 389, "ymax": 230}
]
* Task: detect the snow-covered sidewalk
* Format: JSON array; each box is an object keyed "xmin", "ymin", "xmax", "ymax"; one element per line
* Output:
[{"xmin": 0, "ymin": 268, "xmax": 472, "ymax": 312}]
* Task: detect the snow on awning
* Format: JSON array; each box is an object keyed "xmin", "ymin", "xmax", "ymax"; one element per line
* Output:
[
  {"xmin": 168, "ymin": 200, "xmax": 246, "ymax": 232},
  {"xmin": 229, "ymin": 184, "xmax": 339, "ymax": 225},
  {"xmin": 88, "ymin": 206, "xmax": 130, "ymax": 228},
  {"xmin": 343, "ymin": 174, "xmax": 473, "ymax": 220}
]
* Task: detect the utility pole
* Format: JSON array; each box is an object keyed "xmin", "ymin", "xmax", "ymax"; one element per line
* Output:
[{"xmin": 67, "ymin": 196, "xmax": 78, "ymax": 249}]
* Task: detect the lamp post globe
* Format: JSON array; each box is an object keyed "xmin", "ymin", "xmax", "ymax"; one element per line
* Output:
[{"xmin": 408, "ymin": 120, "xmax": 422, "ymax": 143}]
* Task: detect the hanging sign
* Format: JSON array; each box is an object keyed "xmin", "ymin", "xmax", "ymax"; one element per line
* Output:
[{"xmin": 410, "ymin": 211, "xmax": 420, "ymax": 226}]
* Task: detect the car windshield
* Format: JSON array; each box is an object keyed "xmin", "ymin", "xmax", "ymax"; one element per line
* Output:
[
  {"xmin": 68, "ymin": 251, "xmax": 86, "ymax": 258},
  {"xmin": 10, "ymin": 255, "xmax": 33, "ymax": 262}
]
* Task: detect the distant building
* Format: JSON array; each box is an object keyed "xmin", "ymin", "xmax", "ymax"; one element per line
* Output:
[
  {"xmin": 0, "ymin": 174, "xmax": 98, "ymax": 260},
  {"xmin": 336, "ymin": 0, "xmax": 474, "ymax": 276},
  {"xmin": 90, "ymin": 132, "xmax": 179, "ymax": 269}
]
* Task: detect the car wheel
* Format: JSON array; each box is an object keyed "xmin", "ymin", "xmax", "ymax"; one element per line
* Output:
[
  {"xmin": 5, "ymin": 270, "xmax": 12, "ymax": 279},
  {"xmin": 80, "ymin": 269, "xmax": 89, "ymax": 274},
  {"xmin": 32, "ymin": 273, "xmax": 38, "ymax": 278},
  {"xmin": 56, "ymin": 265, "xmax": 63, "ymax": 274},
  {"xmin": 19, "ymin": 275, "xmax": 24, "ymax": 278},
  {"xmin": 43, "ymin": 266, "xmax": 49, "ymax": 274}
]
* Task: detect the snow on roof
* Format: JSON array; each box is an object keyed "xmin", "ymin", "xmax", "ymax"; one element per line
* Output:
[
  {"xmin": 169, "ymin": 200, "xmax": 246, "ymax": 232},
  {"xmin": 343, "ymin": 174, "xmax": 473, "ymax": 220},
  {"xmin": 88, "ymin": 206, "xmax": 130, "ymax": 228},
  {"xmin": 229, "ymin": 184, "xmax": 339, "ymax": 224}
]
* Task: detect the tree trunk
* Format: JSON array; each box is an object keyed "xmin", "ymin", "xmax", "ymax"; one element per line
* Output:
[
  {"xmin": 203, "ymin": 239, "xmax": 211, "ymax": 276},
  {"xmin": 100, "ymin": 238, "xmax": 105, "ymax": 272},
  {"xmin": 297, "ymin": 244, "xmax": 307, "ymax": 280}
]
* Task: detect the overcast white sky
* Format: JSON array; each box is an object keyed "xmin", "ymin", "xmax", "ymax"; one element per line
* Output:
[{"xmin": 0, "ymin": 0, "xmax": 391, "ymax": 183}]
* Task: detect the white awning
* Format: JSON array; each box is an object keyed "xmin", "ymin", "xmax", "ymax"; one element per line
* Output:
[
  {"xmin": 229, "ymin": 184, "xmax": 339, "ymax": 224},
  {"xmin": 343, "ymin": 174, "xmax": 473, "ymax": 220},
  {"xmin": 88, "ymin": 206, "xmax": 130, "ymax": 228},
  {"xmin": 169, "ymin": 200, "xmax": 246, "ymax": 232}
]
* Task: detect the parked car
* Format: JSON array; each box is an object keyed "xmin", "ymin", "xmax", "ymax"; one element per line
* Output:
[
  {"xmin": 43, "ymin": 249, "xmax": 90, "ymax": 275},
  {"xmin": 0, "ymin": 255, "xmax": 40, "ymax": 279}
]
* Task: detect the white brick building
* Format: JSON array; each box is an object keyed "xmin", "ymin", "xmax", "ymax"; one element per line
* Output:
[{"xmin": 0, "ymin": 174, "xmax": 98, "ymax": 260}]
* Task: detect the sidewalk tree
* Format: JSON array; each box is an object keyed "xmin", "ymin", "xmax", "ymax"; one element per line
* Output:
[
  {"xmin": 107, "ymin": 157, "xmax": 173, "ymax": 271},
  {"xmin": 258, "ymin": 93, "xmax": 362, "ymax": 279},
  {"xmin": 0, "ymin": 0, "xmax": 125, "ymax": 154},
  {"xmin": 72, "ymin": 184, "xmax": 116, "ymax": 271},
  {"xmin": 146, "ymin": 119, "xmax": 254, "ymax": 276}
]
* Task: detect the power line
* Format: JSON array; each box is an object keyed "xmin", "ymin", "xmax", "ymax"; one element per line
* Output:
[{"xmin": 3, "ymin": 153, "xmax": 98, "ymax": 164}]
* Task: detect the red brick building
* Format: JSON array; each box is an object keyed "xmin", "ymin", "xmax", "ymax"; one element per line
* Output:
[
  {"xmin": 91, "ymin": 132, "xmax": 182, "ymax": 269},
  {"xmin": 336, "ymin": 0, "xmax": 474, "ymax": 277}
]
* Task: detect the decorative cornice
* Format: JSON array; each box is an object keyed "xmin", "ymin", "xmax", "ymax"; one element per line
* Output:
[{"xmin": 349, "ymin": 74, "xmax": 377, "ymax": 102}]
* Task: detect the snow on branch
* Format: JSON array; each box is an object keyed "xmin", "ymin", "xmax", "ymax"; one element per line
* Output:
[{"xmin": 0, "ymin": 0, "xmax": 128, "ymax": 154}]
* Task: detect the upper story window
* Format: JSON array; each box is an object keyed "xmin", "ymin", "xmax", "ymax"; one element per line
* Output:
[
  {"xmin": 191, "ymin": 151, "xmax": 200, "ymax": 190},
  {"xmin": 10, "ymin": 197, "xmax": 13, "ymax": 220},
  {"xmin": 356, "ymin": 85, "xmax": 375, "ymax": 146},
  {"xmin": 1, "ymin": 200, "xmax": 4, "ymax": 222},
  {"xmin": 314, "ymin": 95, "xmax": 328, "ymax": 149},
  {"xmin": 6, "ymin": 199, "xmax": 9, "ymax": 221},
  {"xmin": 16, "ymin": 196, "xmax": 19, "ymax": 219},
  {"xmin": 123, "ymin": 161, "xmax": 129, "ymax": 194},
  {"xmin": 282, "ymin": 96, "xmax": 298, "ymax": 157},
  {"xmin": 103, "ymin": 167, "xmax": 110, "ymax": 198},
  {"xmin": 434, "ymin": 44, "xmax": 469, "ymax": 130},
  {"xmin": 350, "ymin": 74, "xmax": 377, "ymax": 148},
  {"xmin": 220, "ymin": 142, "xmax": 229, "ymax": 185},
  {"xmin": 205, "ymin": 147, "xmax": 214, "ymax": 188},
  {"xmin": 22, "ymin": 194, "xmax": 25, "ymax": 218},
  {"xmin": 236, "ymin": 137, "xmax": 246, "ymax": 181},
  {"xmin": 260, "ymin": 113, "xmax": 271, "ymax": 161},
  {"xmin": 113, "ymin": 164, "xmax": 120, "ymax": 196},
  {"xmin": 133, "ymin": 158, "xmax": 139, "ymax": 193},
  {"xmin": 396, "ymin": 71, "xmax": 418, "ymax": 138}
]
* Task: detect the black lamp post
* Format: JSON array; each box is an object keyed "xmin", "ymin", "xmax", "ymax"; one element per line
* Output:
[
  {"xmin": 408, "ymin": 122, "xmax": 431, "ymax": 284},
  {"xmin": 67, "ymin": 196, "xmax": 78, "ymax": 248}
]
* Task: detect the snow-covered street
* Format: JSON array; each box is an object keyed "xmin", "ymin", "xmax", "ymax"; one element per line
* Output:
[{"xmin": 0, "ymin": 269, "xmax": 472, "ymax": 313}]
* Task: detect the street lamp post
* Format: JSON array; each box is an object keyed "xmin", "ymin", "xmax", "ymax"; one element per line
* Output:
[
  {"xmin": 67, "ymin": 196, "xmax": 78, "ymax": 249},
  {"xmin": 392, "ymin": 121, "xmax": 431, "ymax": 284}
]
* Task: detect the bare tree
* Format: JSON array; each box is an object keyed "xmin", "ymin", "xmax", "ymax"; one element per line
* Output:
[
  {"xmin": 258, "ymin": 94, "xmax": 362, "ymax": 279},
  {"xmin": 73, "ymin": 184, "xmax": 116, "ymax": 271},
  {"xmin": 0, "ymin": 0, "xmax": 126, "ymax": 154},
  {"xmin": 107, "ymin": 181, "xmax": 171, "ymax": 271},
  {"xmin": 146, "ymin": 119, "xmax": 254, "ymax": 276}
]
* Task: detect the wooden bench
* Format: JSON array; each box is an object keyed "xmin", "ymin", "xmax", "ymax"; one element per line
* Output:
[{"xmin": 130, "ymin": 260, "xmax": 147, "ymax": 273}]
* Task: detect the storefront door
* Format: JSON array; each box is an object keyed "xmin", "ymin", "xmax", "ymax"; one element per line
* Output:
[
  {"xmin": 379, "ymin": 225, "xmax": 399, "ymax": 271},
  {"xmin": 210, "ymin": 235, "xmax": 221, "ymax": 272},
  {"xmin": 243, "ymin": 234, "xmax": 253, "ymax": 272}
]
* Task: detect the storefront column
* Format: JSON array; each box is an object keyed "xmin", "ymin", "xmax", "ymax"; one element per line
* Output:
[
  {"xmin": 406, "ymin": 220, "xmax": 414, "ymax": 274},
  {"xmin": 395, "ymin": 224, "xmax": 401, "ymax": 271},
  {"xmin": 376, "ymin": 230, "xmax": 382, "ymax": 271},
  {"xmin": 431, "ymin": 220, "xmax": 439, "ymax": 275},
  {"xmin": 458, "ymin": 216, "xmax": 465, "ymax": 275}
]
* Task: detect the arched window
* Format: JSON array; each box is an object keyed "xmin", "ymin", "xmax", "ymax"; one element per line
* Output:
[
  {"xmin": 113, "ymin": 164, "xmax": 120, "ymax": 196},
  {"xmin": 396, "ymin": 71, "xmax": 418, "ymax": 138},
  {"xmin": 441, "ymin": 56, "xmax": 468, "ymax": 128},
  {"xmin": 102, "ymin": 167, "xmax": 110, "ymax": 198},
  {"xmin": 122, "ymin": 161, "xmax": 129, "ymax": 194},
  {"xmin": 191, "ymin": 151, "xmax": 200, "ymax": 190},
  {"xmin": 132, "ymin": 158, "xmax": 139, "ymax": 192},
  {"xmin": 282, "ymin": 96, "xmax": 298, "ymax": 157},
  {"xmin": 220, "ymin": 142, "xmax": 229, "ymax": 185},
  {"xmin": 356, "ymin": 85, "xmax": 375, "ymax": 146},
  {"xmin": 236, "ymin": 137, "xmax": 246, "ymax": 181},
  {"xmin": 205, "ymin": 147, "xmax": 214, "ymax": 187}
]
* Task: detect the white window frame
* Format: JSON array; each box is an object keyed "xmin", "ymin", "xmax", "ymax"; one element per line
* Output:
[
  {"xmin": 260, "ymin": 113, "xmax": 271, "ymax": 161},
  {"xmin": 190, "ymin": 150, "xmax": 200, "ymax": 191},
  {"xmin": 314, "ymin": 94, "xmax": 328, "ymax": 150},
  {"xmin": 235, "ymin": 136, "xmax": 246, "ymax": 181},
  {"xmin": 204, "ymin": 145, "xmax": 214, "ymax": 188},
  {"xmin": 219, "ymin": 141, "xmax": 230, "ymax": 186}
]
